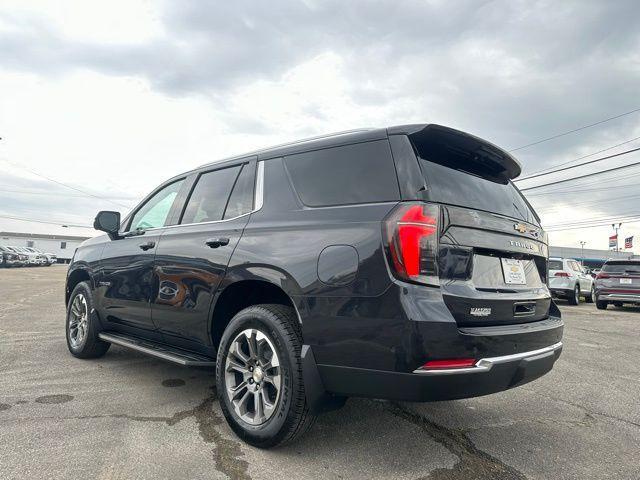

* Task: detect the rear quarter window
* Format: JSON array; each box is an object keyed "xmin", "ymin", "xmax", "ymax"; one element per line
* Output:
[
  {"xmin": 284, "ymin": 140, "xmax": 400, "ymax": 207},
  {"xmin": 549, "ymin": 260, "xmax": 563, "ymax": 270}
]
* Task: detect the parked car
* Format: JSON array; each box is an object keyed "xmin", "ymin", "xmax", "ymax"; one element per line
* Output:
[
  {"xmin": 548, "ymin": 257, "xmax": 594, "ymax": 304},
  {"xmin": 25, "ymin": 247, "xmax": 57, "ymax": 265},
  {"xmin": 7, "ymin": 246, "xmax": 44, "ymax": 266},
  {"xmin": 1, "ymin": 246, "xmax": 28, "ymax": 267},
  {"xmin": 594, "ymin": 260, "xmax": 640, "ymax": 309},
  {"xmin": 65, "ymin": 124, "xmax": 563, "ymax": 448},
  {"xmin": 1, "ymin": 245, "xmax": 15, "ymax": 267}
]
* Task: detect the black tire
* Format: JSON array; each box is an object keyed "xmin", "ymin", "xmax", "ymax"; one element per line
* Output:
[
  {"xmin": 66, "ymin": 281, "xmax": 110, "ymax": 359},
  {"xmin": 596, "ymin": 299, "xmax": 608, "ymax": 310},
  {"xmin": 585, "ymin": 285, "xmax": 595, "ymax": 303},
  {"xmin": 216, "ymin": 304, "xmax": 316, "ymax": 448},
  {"xmin": 568, "ymin": 284, "xmax": 580, "ymax": 305}
]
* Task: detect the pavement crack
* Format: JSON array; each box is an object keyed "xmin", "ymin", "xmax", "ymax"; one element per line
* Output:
[
  {"xmin": 523, "ymin": 389, "xmax": 640, "ymax": 429},
  {"xmin": 71, "ymin": 394, "xmax": 251, "ymax": 480},
  {"xmin": 385, "ymin": 402, "xmax": 527, "ymax": 480}
]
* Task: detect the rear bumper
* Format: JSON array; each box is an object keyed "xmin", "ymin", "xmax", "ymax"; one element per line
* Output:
[
  {"xmin": 303, "ymin": 281, "xmax": 563, "ymax": 402},
  {"xmin": 550, "ymin": 287, "xmax": 574, "ymax": 297},
  {"xmin": 318, "ymin": 342, "xmax": 562, "ymax": 402},
  {"xmin": 597, "ymin": 293, "xmax": 640, "ymax": 303}
]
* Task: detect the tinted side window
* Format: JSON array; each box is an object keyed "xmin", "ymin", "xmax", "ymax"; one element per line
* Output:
[
  {"xmin": 224, "ymin": 164, "xmax": 255, "ymax": 219},
  {"xmin": 130, "ymin": 179, "xmax": 184, "ymax": 231},
  {"xmin": 181, "ymin": 166, "xmax": 241, "ymax": 224},
  {"xmin": 284, "ymin": 140, "xmax": 400, "ymax": 207}
]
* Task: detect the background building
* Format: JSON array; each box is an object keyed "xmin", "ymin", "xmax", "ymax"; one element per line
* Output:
[
  {"xmin": 549, "ymin": 245, "xmax": 638, "ymax": 268},
  {"xmin": 0, "ymin": 231, "xmax": 90, "ymax": 263}
]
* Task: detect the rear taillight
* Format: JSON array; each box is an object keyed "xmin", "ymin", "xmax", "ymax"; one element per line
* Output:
[
  {"xmin": 554, "ymin": 272, "xmax": 570, "ymax": 277},
  {"xmin": 384, "ymin": 202, "xmax": 439, "ymax": 286},
  {"xmin": 596, "ymin": 273, "xmax": 610, "ymax": 279}
]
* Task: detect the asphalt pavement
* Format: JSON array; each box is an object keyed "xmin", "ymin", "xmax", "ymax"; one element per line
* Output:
[{"xmin": 1, "ymin": 266, "xmax": 638, "ymax": 480}]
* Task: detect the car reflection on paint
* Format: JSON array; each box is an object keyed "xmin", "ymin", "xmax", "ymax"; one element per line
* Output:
[{"xmin": 154, "ymin": 265, "xmax": 220, "ymax": 308}]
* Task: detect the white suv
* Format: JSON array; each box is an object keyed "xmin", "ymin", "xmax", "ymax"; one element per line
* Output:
[{"xmin": 548, "ymin": 257, "xmax": 594, "ymax": 305}]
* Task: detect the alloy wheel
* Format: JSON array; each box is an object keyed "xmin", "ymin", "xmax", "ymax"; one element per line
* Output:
[
  {"xmin": 224, "ymin": 328, "xmax": 282, "ymax": 426},
  {"xmin": 68, "ymin": 293, "xmax": 88, "ymax": 348}
]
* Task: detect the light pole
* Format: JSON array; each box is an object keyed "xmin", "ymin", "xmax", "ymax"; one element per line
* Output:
[
  {"xmin": 611, "ymin": 223, "xmax": 622, "ymax": 252},
  {"xmin": 579, "ymin": 241, "xmax": 586, "ymax": 266}
]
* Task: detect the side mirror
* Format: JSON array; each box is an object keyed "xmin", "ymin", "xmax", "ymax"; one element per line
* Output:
[{"xmin": 94, "ymin": 211, "xmax": 121, "ymax": 240}]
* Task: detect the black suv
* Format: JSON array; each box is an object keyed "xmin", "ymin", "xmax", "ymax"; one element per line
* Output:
[{"xmin": 65, "ymin": 124, "xmax": 563, "ymax": 447}]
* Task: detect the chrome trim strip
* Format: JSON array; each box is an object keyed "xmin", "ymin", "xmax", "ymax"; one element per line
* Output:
[
  {"xmin": 121, "ymin": 160, "xmax": 266, "ymax": 233},
  {"xmin": 254, "ymin": 161, "xmax": 265, "ymax": 211},
  {"xmin": 98, "ymin": 333, "xmax": 216, "ymax": 367},
  {"xmin": 599, "ymin": 294, "xmax": 640, "ymax": 300},
  {"xmin": 412, "ymin": 341, "xmax": 563, "ymax": 376}
]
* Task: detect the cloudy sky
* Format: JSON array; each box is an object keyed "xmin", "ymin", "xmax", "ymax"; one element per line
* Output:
[{"xmin": 1, "ymin": 0, "xmax": 639, "ymax": 252}]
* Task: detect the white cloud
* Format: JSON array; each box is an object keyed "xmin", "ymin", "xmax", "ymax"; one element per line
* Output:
[{"xmin": 0, "ymin": 0, "xmax": 639, "ymax": 253}]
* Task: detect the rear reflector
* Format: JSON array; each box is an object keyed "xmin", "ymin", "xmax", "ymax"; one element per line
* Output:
[
  {"xmin": 554, "ymin": 272, "xmax": 570, "ymax": 277},
  {"xmin": 596, "ymin": 273, "xmax": 610, "ymax": 279},
  {"xmin": 383, "ymin": 202, "xmax": 439, "ymax": 286},
  {"xmin": 420, "ymin": 358, "xmax": 477, "ymax": 370}
]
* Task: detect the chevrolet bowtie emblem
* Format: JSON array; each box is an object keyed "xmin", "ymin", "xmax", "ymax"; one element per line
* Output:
[{"xmin": 514, "ymin": 223, "xmax": 528, "ymax": 234}]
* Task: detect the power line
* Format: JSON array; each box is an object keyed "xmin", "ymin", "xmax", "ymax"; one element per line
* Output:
[
  {"xmin": 520, "ymin": 157, "xmax": 640, "ymax": 192},
  {"xmin": 526, "ymin": 176, "xmax": 640, "ymax": 197},
  {"xmin": 545, "ymin": 218, "xmax": 640, "ymax": 232},
  {"xmin": 508, "ymin": 107, "xmax": 640, "ymax": 152},
  {"xmin": 534, "ymin": 192, "xmax": 640, "ymax": 213},
  {"xmin": 0, "ymin": 156, "xmax": 132, "ymax": 209},
  {"xmin": 516, "ymin": 146, "xmax": 640, "ymax": 182},
  {"xmin": 519, "ymin": 135, "xmax": 640, "ymax": 177},
  {"xmin": 0, "ymin": 214, "xmax": 93, "ymax": 229},
  {"xmin": 543, "ymin": 212, "xmax": 640, "ymax": 229},
  {"xmin": 0, "ymin": 188, "xmax": 137, "ymax": 201}
]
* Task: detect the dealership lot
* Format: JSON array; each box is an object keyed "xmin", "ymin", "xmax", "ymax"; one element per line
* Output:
[{"xmin": 1, "ymin": 267, "xmax": 638, "ymax": 480}]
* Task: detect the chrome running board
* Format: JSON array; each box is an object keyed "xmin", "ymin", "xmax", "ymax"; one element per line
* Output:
[{"xmin": 98, "ymin": 332, "xmax": 216, "ymax": 367}]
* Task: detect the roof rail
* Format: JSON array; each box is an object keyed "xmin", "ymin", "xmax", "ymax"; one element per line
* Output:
[{"xmin": 198, "ymin": 128, "xmax": 373, "ymax": 168}]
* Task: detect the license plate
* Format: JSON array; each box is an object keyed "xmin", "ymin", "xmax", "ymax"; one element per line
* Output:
[
  {"xmin": 501, "ymin": 258, "xmax": 526, "ymax": 285},
  {"xmin": 620, "ymin": 278, "xmax": 632, "ymax": 284}
]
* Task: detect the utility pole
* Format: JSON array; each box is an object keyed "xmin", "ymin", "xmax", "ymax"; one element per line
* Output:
[
  {"xmin": 579, "ymin": 241, "xmax": 586, "ymax": 266},
  {"xmin": 611, "ymin": 223, "xmax": 622, "ymax": 252}
]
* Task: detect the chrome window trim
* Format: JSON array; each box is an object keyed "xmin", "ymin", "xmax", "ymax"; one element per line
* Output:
[
  {"xmin": 123, "ymin": 160, "xmax": 265, "ymax": 233},
  {"xmin": 412, "ymin": 341, "xmax": 562, "ymax": 376}
]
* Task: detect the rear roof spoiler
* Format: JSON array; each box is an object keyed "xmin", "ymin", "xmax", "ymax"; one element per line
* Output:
[{"xmin": 388, "ymin": 124, "xmax": 522, "ymax": 182}]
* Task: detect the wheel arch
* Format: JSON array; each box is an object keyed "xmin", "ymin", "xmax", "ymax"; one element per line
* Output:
[
  {"xmin": 209, "ymin": 277, "xmax": 302, "ymax": 349},
  {"xmin": 66, "ymin": 266, "xmax": 93, "ymax": 306}
]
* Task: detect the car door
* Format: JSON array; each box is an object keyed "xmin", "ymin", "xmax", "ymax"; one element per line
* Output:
[
  {"xmin": 570, "ymin": 260, "xmax": 589, "ymax": 292},
  {"xmin": 96, "ymin": 177, "xmax": 185, "ymax": 335},
  {"xmin": 152, "ymin": 158, "xmax": 257, "ymax": 350}
]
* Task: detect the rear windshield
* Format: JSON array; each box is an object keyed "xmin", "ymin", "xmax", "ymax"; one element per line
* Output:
[
  {"xmin": 602, "ymin": 262, "xmax": 640, "ymax": 273},
  {"xmin": 418, "ymin": 158, "xmax": 539, "ymax": 225},
  {"xmin": 549, "ymin": 260, "xmax": 563, "ymax": 270}
]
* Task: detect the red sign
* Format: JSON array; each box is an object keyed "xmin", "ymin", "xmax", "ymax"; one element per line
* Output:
[{"xmin": 609, "ymin": 235, "xmax": 617, "ymax": 248}]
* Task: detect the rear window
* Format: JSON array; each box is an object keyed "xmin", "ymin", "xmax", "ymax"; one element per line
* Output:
[
  {"xmin": 284, "ymin": 140, "xmax": 400, "ymax": 207},
  {"xmin": 602, "ymin": 262, "xmax": 640, "ymax": 273},
  {"xmin": 418, "ymin": 158, "xmax": 538, "ymax": 225},
  {"xmin": 549, "ymin": 260, "xmax": 563, "ymax": 270}
]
